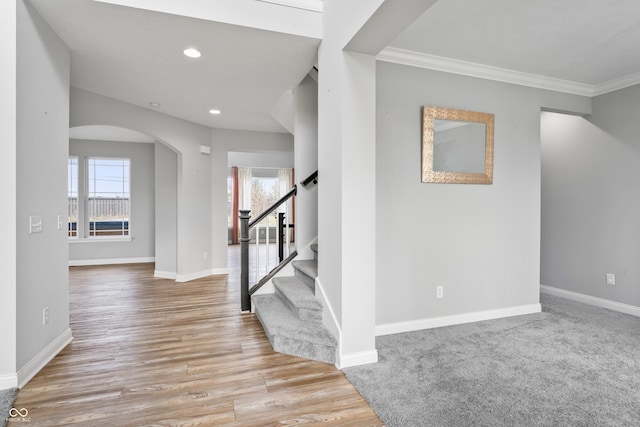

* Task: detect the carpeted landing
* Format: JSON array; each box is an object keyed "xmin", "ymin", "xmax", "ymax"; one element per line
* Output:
[
  {"xmin": 343, "ymin": 293, "xmax": 640, "ymax": 427},
  {"xmin": 0, "ymin": 387, "xmax": 18, "ymax": 427}
]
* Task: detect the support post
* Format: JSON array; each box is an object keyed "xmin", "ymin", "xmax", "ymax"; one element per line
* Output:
[
  {"xmin": 278, "ymin": 212, "xmax": 285, "ymax": 263},
  {"xmin": 240, "ymin": 209, "xmax": 251, "ymax": 312}
]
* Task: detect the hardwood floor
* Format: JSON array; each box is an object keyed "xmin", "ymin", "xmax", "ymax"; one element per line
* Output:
[{"xmin": 14, "ymin": 251, "xmax": 382, "ymax": 426}]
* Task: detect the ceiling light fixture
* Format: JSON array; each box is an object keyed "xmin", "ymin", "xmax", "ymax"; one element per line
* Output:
[
  {"xmin": 209, "ymin": 109, "xmax": 221, "ymax": 115},
  {"xmin": 149, "ymin": 102, "xmax": 161, "ymax": 108},
  {"xmin": 183, "ymin": 48, "xmax": 201, "ymax": 58}
]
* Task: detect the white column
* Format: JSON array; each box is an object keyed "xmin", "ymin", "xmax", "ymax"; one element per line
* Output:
[{"xmin": 0, "ymin": 0, "xmax": 17, "ymax": 387}]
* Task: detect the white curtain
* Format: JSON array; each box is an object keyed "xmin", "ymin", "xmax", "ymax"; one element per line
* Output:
[
  {"xmin": 238, "ymin": 167, "xmax": 252, "ymax": 211},
  {"xmin": 278, "ymin": 169, "xmax": 294, "ymax": 242},
  {"xmin": 278, "ymin": 168, "xmax": 293, "ymax": 200}
]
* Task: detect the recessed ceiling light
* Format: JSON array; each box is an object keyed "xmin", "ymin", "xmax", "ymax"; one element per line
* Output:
[
  {"xmin": 209, "ymin": 109, "xmax": 221, "ymax": 115},
  {"xmin": 183, "ymin": 48, "xmax": 201, "ymax": 58},
  {"xmin": 149, "ymin": 102, "xmax": 161, "ymax": 108}
]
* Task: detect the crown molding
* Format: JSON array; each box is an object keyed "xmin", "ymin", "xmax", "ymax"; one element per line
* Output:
[
  {"xmin": 256, "ymin": 0, "xmax": 323, "ymax": 13},
  {"xmin": 377, "ymin": 47, "xmax": 595, "ymax": 97},
  {"xmin": 593, "ymin": 71, "xmax": 640, "ymax": 96}
]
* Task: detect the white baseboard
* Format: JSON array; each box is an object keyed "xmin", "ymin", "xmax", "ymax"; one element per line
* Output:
[
  {"xmin": 541, "ymin": 285, "xmax": 640, "ymax": 317},
  {"xmin": 338, "ymin": 349, "xmax": 378, "ymax": 369},
  {"xmin": 17, "ymin": 328, "xmax": 73, "ymax": 388},
  {"xmin": 376, "ymin": 303, "xmax": 542, "ymax": 336},
  {"xmin": 154, "ymin": 270, "xmax": 177, "ymax": 280},
  {"xmin": 69, "ymin": 257, "xmax": 155, "ymax": 267},
  {"xmin": 0, "ymin": 373, "xmax": 18, "ymax": 389},
  {"xmin": 175, "ymin": 268, "xmax": 229, "ymax": 282}
]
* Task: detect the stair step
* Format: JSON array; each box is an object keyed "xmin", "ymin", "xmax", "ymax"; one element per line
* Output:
[
  {"xmin": 291, "ymin": 260, "xmax": 317, "ymax": 289},
  {"xmin": 253, "ymin": 294, "xmax": 336, "ymax": 364},
  {"xmin": 274, "ymin": 277, "xmax": 323, "ymax": 323}
]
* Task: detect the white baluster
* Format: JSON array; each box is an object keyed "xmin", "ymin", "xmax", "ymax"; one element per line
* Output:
[
  {"xmin": 255, "ymin": 223, "xmax": 259, "ymax": 281},
  {"xmin": 266, "ymin": 218, "xmax": 270, "ymax": 274}
]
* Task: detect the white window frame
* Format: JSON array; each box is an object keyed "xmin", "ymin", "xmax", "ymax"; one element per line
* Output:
[{"xmin": 68, "ymin": 156, "xmax": 132, "ymax": 243}]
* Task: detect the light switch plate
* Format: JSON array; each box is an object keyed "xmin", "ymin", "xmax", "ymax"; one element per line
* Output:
[{"xmin": 29, "ymin": 215, "xmax": 43, "ymax": 233}]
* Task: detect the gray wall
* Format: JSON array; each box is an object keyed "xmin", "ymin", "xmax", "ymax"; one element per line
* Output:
[
  {"xmin": 294, "ymin": 75, "xmax": 319, "ymax": 251},
  {"xmin": 541, "ymin": 84, "xmax": 640, "ymax": 307},
  {"xmin": 228, "ymin": 151, "xmax": 294, "ymax": 168},
  {"xmin": 155, "ymin": 143, "xmax": 178, "ymax": 276},
  {"xmin": 68, "ymin": 139, "xmax": 155, "ymax": 262},
  {"xmin": 71, "ymin": 88, "xmax": 215, "ymax": 280},
  {"xmin": 375, "ymin": 61, "xmax": 590, "ymax": 327},
  {"xmin": 16, "ymin": 0, "xmax": 70, "ymax": 370}
]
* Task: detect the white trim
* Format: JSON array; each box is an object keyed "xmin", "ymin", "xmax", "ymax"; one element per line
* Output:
[
  {"xmin": 0, "ymin": 373, "xmax": 18, "ymax": 389},
  {"xmin": 338, "ymin": 349, "xmax": 379, "ymax": 370},
  {"xmin": 377, "ymin": 47, "xmax": 595, "ymax": 97},
  {"xmin": 315, "ymin": 276, "xmax": 341, "ymax": 365},
  {"xmin": 256, "ymin": 0, "xmax": 323, "ymax": 13},
  {"xmin": 17, "ymin": 328, "xmax": 73, "ymax": 388},
  {"xmin": 68, "ymin": 236, "xmax": 132, "ymax": 244},
  {"xmin": 175, "ymin": 268, "xmax": 229, "ymax": 283},
  {"xmin": 593, "ymin": 71, "xmax": 640, "ymax": 97},
  {"xmin": 541, "ymin": 285, "xmax": 640, "ymax": 317},
  {"xmin": 153, "ymin": 270, "xmax": 177, "ymax": 280},
  {"xmin": 315, "ymin": 276, "xmax": 342, "ymax": 368},
  {"xmin": 69, "ymin": 257, "xmax": 154, "ymax": 266},
  {"xmin": 376, "ymin": 303, "xmax": 542, "ymax": 336}
]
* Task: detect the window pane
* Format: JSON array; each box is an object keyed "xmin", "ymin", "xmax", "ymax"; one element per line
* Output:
[
  {"xmin": 68, "ymin": 157, "xmax": 78, "ymax": 237},
  {"xmin": 88, "ymin": 158, "xmax": 130, "ymax": 237},
  {"xmin": 251, "ymin": 176, "xmax": 279, "ymax": 225}
]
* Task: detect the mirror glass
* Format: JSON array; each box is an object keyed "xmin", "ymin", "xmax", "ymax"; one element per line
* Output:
[
  {"xmin": 433, "ymin": 120, "xmax": 486, "ymax": 174},
  {"xmin": 422, "ymin": 107, "xmax": 494, "ymax": 184}
]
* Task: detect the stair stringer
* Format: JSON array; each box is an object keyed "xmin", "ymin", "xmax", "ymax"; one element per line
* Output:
[
  {"xmin": 314, "ymin": 275, "xmax": 342, "ymax": 367},
  {"xmin": 315, "ymin": 274, "xmax": 379, "ymax": 369}
]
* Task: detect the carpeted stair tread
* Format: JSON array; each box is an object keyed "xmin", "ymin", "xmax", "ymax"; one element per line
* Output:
[
  {"xmin": 292, "ymin": 259, "xmax": 318, "ymax": 279},
  {"xmin": 274, "ymin": 276, "xmax": 323, "ymax": 323},
  {"xmin": 253, "ymin": 294, "xmax": 336, "ymax": 364},
  {"xmin": 291, "ymin": 260, "xmax": 318, "ymax": 290}
]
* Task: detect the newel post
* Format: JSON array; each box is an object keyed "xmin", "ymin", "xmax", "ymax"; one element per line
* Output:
[{"xmin": 239, "ymin": 209, "xmax": 251, "ymax": 312}]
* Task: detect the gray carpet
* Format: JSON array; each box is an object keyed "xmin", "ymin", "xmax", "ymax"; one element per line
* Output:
[
  {"xmin": 0, "ymin": 388, "xmax": 18, "ymax": 427},
  {"xmin": 343, "ymin": 294, "xmax": 640, "ymax": 427}
]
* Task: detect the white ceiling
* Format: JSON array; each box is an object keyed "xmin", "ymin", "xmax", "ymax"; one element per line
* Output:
[
  {"xmin": 389, "ymin": 0, "xmax": 640, "ymax": 94},
  {"xmin": 29, "ymin": 0, "xmax": 320, "ymax": 134},
  {"xmin": 29, "ymin": 0, "xmax": 640, "ymax": 136}
]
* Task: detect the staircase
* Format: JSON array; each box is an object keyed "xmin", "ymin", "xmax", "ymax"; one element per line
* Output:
[{"xmin": 252, "ymin": 244, "xmax": 337, "ymax": 364}]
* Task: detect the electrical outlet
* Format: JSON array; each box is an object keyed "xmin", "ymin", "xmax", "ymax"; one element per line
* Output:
[
  {"xmin": 606, "ymin": 273, "xmax": 615, "ymax": 286},
  {"xmin": 57, "ymin": 215, "xmax": 65, "ymax": 231},
  {"xmin": 43, "ymin": 307, "xmax": 49, "ymax": 325},
  {"xmin": 436, "ymin": 286, "xmax": 444, "ymax": 299}
]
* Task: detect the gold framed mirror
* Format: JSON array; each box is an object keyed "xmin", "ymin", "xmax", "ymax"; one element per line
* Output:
[{"xmin": 422, "ymin": 106, "xmax": 494, "ymax": 184}]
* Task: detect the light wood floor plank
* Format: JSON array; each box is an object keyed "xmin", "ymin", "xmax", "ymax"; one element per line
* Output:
[{"xmin": 14, "ymin": 250, "xmax": 382, "ymax": 426}]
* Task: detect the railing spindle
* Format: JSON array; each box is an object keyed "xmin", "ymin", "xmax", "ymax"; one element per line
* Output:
[
  {"xmin": 285, "ymin": 201, "xmax": 290, "ymax": 257},
  {"xmin": 266, "ymin": 219, "xmax": 270, "ymax": 274}
]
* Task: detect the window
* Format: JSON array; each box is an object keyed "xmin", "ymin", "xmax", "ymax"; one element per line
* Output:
[
  {"xmin": 68, "ymin": 157, "xmax": 78, "ymax": 237},
  {"xmin": 251, "ymin": 174, "xmax": 279, "ymax": 225},
  {"xmin": 68, "ymin": 157, "xmax": 131, "ymax": 239}
]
